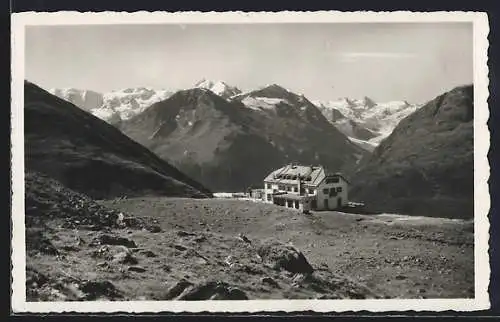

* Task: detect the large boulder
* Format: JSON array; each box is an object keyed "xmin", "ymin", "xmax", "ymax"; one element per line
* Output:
[
  {"xmin": 176, "ymin": 281, "xmax": 249, "ymax": 300},
  {"xmin": 257, "ymin": 241, "xmax": 314, "ymax": 274}
]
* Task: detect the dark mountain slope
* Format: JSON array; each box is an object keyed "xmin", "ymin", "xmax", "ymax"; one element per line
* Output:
[
  {"xmin": 120, "ymin": 86, "xmax": 366, "ymax": 191},
  {"xmin": 349, "ymin": 85, "xmax": 474, "ymax": 219},
  {"xmin": 24, "ymin": 81, "xmax": 212, "ymax": 199}
]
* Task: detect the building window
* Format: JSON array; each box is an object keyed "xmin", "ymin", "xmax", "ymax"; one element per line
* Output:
[
  {"xmin": 323, "ymin": 188, "xmax": 329, "ymax": 194},
  {"xmin": 286, "ymin": 186, "xmax": 291, "ymax": 191},
  {"xmin": 294, "ymin": 186, "xmax": 298, "ymax": 192},
  {"xmin": 295, "ymin": 201, "xmax": 299, "ymax": 209},
  {"xmin": 266, "ymin": 183, "xmax": 271, "ymax": 189},
  {"xmin": 267, "ymin": 194, "xmax": 271, "ymax": 201},
  {"xmin": 329, "ymin": 188, "xmax": 337, "ymax": 197},
  {"xmin": 309, "ymin": 188, "xmax": 315, "ymax": 194},
  {"xmin": 326, "ymin": 177, "xmax": 340, "ymax": 184},
  {"xmin": 279, "ymin": 185, "xmax": 285, "ymax": 190},
  {"xmin": 337, "ymin": 187, "xmax": 342, "ymax": 192}
]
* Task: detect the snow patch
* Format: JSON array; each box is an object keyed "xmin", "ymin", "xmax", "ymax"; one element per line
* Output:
[
  {"xmin": 194, "ymin": 79, "xmax": 241, "ymax": 98},
  {"xmin": 241, "ymin": 96, "xmax": 288, "ymax": 110},
  {"xmin": 313, "ymin": 97, "xmax": 422, "ymax": 147},
  {"xmin": 48, "ymin": 87, "xmax": 173, "ymax": 123}
]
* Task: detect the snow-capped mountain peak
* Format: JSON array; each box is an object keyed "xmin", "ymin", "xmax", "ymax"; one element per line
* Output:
[
  {"xmin": 48, "ymin": 86, "xmax": 173, "ymax": 124},
  {"xmin": 48, "ymin": 88, "xmax": 104, "ymax": 112},
  {"xmin": 194, "ymin": 79, "xmax": 242, "ymax": 99},
  {"xmin": 312, "ymin": 96, "xmax": 422, "ymax": 151}
]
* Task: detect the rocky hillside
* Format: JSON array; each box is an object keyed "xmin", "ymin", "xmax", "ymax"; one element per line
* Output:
[
  {"xmin": 120, "ymin": 85, "xmax": 366, "ymax": 191},
  {"xmin": 25, "ymin": 172, "xmax": 382, "ymax": 301},
  {"xmin": 24, "ymin": 169, "xmax": 473, "ymax": 301},
  {"xmin": 349, "ymin": 85, "xmax": 474, "ymax": 219},
  {"xmin": 25, "ymin": 81, "xmax": 211, "ymax": 199}
]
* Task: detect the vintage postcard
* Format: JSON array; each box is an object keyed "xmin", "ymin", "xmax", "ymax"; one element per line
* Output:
[{"xmin": 11, "ymin": 11, "xmax": 490, "ymax": 313}]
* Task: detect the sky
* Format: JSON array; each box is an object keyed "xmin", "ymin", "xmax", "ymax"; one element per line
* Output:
[{"xmin": 25, "ymin": 23, "xmax": 473, "ymax": 103}]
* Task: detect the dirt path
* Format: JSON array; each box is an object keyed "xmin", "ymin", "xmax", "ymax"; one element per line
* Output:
[{"xmin": 99, "ymin": 197, "xmax": 474, "ymax": 299}]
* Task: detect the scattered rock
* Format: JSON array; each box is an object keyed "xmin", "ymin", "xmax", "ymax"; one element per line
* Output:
[
  {"xmin": 26, "ymin": 229, "xmax": 59, "ymax": 256},
  {"xmin": 121, "ymin": 216, "xmax": 143, "ymax": 229},
  {"xmin": 291, "ymin": 273, "xmax": 308, "ymax": 286},
  {"xmin": 115, "ymin": 212, "xmax": 126, "ymax": 228},
  {"xmin": 257, "ymin": 241, "xmax": 314, "ymax": 274},
  {"xmin": 173, "ymin": 244, "xmax": 187, "ymax": 251},
  {"xmin": 93, "ymin": 234, "xmax": 137, "ymax": 248},
  {"xmin": 224, "ymin": 255, "xmax": 236, "ymax": 267},
  {"xmin": 193, "ymin": 236, "xmax": 207, "ymax": 243},
  {"xmin": 176, "ymin": 281, "xmax": 249, "ymax": 300},
  {"xmin": 111, "ymin": 248, "xmax": 139, "ymax": 265},
  {"xmin": 395, "ymin": 274, "xmax": 407, "ymax": 280},
  {"xmin": 237, "ymin": 233, "xmax": 252, "ymax": 244},
  {"xmin": 79, "ymin": 280, "xmax": 123, "ymax": 300},
  {"xmin": 235, "ymin": 264, "xmax": 265, "ymax": 275},
  {"xmin": 96, "ymin": 262, "xmax": 109, "ymax": 268},
  {"xmin": 261, "ymin": 277, "xmax": 280, "ymax": 288},
  {"xmin": 139, "ymin": 250, "xmax": 158, "ymax": 258},
  {"xmin": 163, "ymin": 279, "xmax": 193, "ymax": 299},
  {"xmin": 91, "ymin": 245, "xmax": 110, "ymax": 259},
  {"xmin": 61, "ymin": 245, "xmax": 80, "ymax": 252},
  {"xmin": 147, "ymin": 225, "xmax": 162, "ymax": 233},
  {"xmin": 128, "ymin": 266, "xmax": 147, "ymax": 273},
  {"xmin": 177, "ymin": 230, "xmax": 196, "ymax": 237},
  {"xmin": 26, "ymin": 267, "xmax": 48, "ymax": 288},
  {"xmin": 160, "ymin": 264, "xmax": 172, "ymax": 272}
]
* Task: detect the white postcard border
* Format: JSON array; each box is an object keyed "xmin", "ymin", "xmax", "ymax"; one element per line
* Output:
[{"xmin": 10, "ymin": 10, "xmax": 491, "ymax": 313}]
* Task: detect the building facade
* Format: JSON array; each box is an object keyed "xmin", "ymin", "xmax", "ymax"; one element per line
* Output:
[
  {"xmin": 263, "ymin": 164, "xmax": 349, "ymax": 212},
  {"xmin": 249, "ymin": 188, "xmax": 265, "ymax": 200}
]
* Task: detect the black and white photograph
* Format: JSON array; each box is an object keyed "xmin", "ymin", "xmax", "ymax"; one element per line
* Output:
[{"xmin": 11, "ymin": 11, "xmax": 490, "ymax": 313}]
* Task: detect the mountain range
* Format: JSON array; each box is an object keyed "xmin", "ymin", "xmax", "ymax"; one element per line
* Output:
[
  {"xmin": 48, "ymin": 81, "xmax": 421, "ymax": 152},
  {"xmin": 118, "ymin": 84, "xmax": 366, "ymax": 191},
  {"xmin": 44, "ymin": 79, "xmax": 474, "ymax": 219}
]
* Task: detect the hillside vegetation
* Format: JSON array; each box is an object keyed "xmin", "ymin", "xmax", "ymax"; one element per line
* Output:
[{"xmin": 350, "ymin": 85, "xmax": 474, "ymax": 219}]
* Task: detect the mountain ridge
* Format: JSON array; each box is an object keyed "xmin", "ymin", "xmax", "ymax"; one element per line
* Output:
[
  {"xmin": 26, "ymin": 80, "xmax": 212, "ymax": 199},
  {"xmin": 349, "ymin": 84, "xmax": 474, "ymax": 219},
  {"xmin": 120, "ymin": 86, "xmax": 366, "ymax": 191}
]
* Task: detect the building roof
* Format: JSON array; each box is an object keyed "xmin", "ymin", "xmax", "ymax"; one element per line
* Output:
[
  {"xmin": 264, "ymin": 164, "xmax": 325, "ymax": 186},
  {"xmin": 264, "ymin": 164, "xmax": 349, "ymax": 186},
  {"xmin": 333, "ymin": 172, "xmax": 350, "ymax": 184}
]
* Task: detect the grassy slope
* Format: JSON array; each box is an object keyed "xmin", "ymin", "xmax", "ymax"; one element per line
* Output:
[
  {"xmin": 26, "ymin": 173, "xmax": 381, "ymax": 301},
  {"xmin": 349, "ymin": 85, "xmax": 474, "ymax": 219},
  {"xmin": 99, "ymin": 197, "xmax": 474, "ymax": 299},
  {"xmin": 25, "ymin": 81, "xmax": 212, "ymax": 199},
  {"xmin": 25, "ymin": 171, "xmax": 472, "ymax": 300}
]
